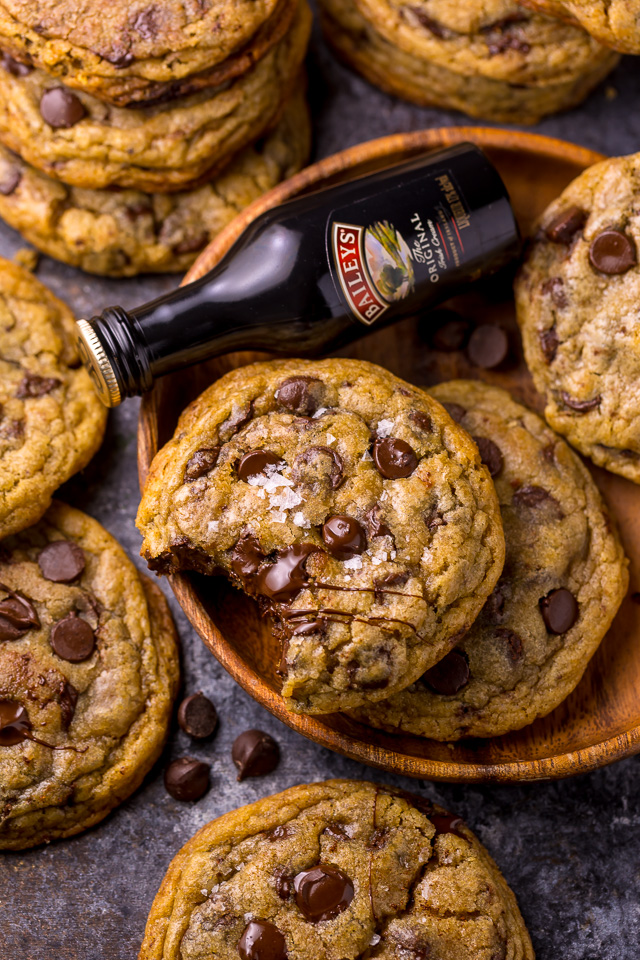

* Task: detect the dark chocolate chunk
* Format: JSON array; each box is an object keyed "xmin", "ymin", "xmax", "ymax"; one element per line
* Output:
[
  {"xmin": 38, "ymin": 541, "xmax": 85, "ymax": 583},
  {"xmin": 256, "ymin": 544, "xmax": 317, "ymax": 603},
  {"xmin": 238, "ymin": 920, "xmax": 287, "ymax": 960},
  {"xmin": 294, "ymin": 864, "xmax": 354, "ymax": 922},
  {"xmin": 407, "ymin": 7, "xmax": 451, "ymax": 38},
  {"xmin": 16, "ymin": 373, "xmax": 61, "ymax": 398},
  {"xmin": 231, "ymin": 534, "xmax": 265, "ymax": 581},
  {"xmin": 466, "ymin": 325, "xmax": 509, "ymax": 369},
  {"xmin": 0, "ymin": 53, "xmax": 32, "ymax": 76},
  {"xmin": 544, "ymin": 206, "xmax": 586, "ymax": 244},
  {"xmin": 430, "ymin": 811, "xmax": 466, "ymax": 839},
  {"xmin": 539, "ymin": 588, "xmax": 579, "ymax": 634},
  {"xmin": 473, "ymin": 436, "xmax": 503, "ymax": 477},
  {"xmin": 130, "ymin": 7, "xmax": 159, "ymax": 39},
  {"xmin": 540, "ymin": 277, "xmax": 567, "ymax": 309},
  {"xmin": 424, "ymin": 507, "xmax": 446, "ymax": 531},
  {"xmin": 274, "ymin": 870, "xmax": 293, "ymax": 900},
  {"xmin": 237, "ymin": 450, "xmax": 283, "ymax": 482},
  {"xmin": 322, "ymin": 515, "xmax": 367, "ymax": 560},
  {"xmin": 267, "ymin": 825, "xmax": 292, "ymax": 842},
  {"xmin": 323, "ymin": 823, "xmax": 349, "ymax": 840},
  {"xmin": 184, "ymin": 447, "xmax": 220, "ymax": 480},
  {"xmin": 368, "ymin": 827, "xmax": 390, "ymax": 849},
  {"xmin": 294, "ymin": 446, "xmax": 343, "ymax": 489},
  {"xmin": 291, "ymin": 619, "xmax": 324, "ymax": 636},
  {"xmin": 172, "ymin": 232, "xmax": 208, "ymax": 256},
  {"xmin": 276, "ymin": 376, "xmax": 324, "ymax": 416},
  {"xmin": 0, "ymin": 700, "xmax": 31, "ymax": 746},
  {"xmin": 232, "ymin": 729, "xmax": 279, "ymax": 781},
  {"xmin": 409, "ymin": 410, "xmax": 432, "ymax": 433},
  {"xmin": 539, "ymin": 326, "xmax": 559, "ymax": 363},
  {"xmin": 364, "ymin": 504, "xmax": 392, "ymax": 540},
  {"xmin": 219, "ymin": 402, "xmax": 252, "ymax": 441},
  {"xmin": 431, "ymin": 316, "xmax": 471, "ymax": 352},
  {"xmin": 422, "ymin": 649, "xmax": 470, "ymax": 695},
  {"xmin": 561, "ymin": 392, "xmax": 602, "ymax": 413},
  {"xmin": 177, "ymin": 692, "xmax": 218, "ymax": 739},
  {"xmin": 163, "ymin": 757, "xmax": 210, "ymax": 801},
  {"xmin": 484, "ymin": 16, "xmax": 530, "ymax": 55},
  {"xmin": 589, "ymin": 229, "xmax": 637, "ymax": 275},
  {"xmin": 50, "ymin": 613, "xmax": 95, "ymax": 662},
  {"xmin": 373, "ymin": 437, "xmax": 418, "ymax": 479},
  {"xmin": 512, "ymin": 484, "xmax": 555, "ymax": 508},
  {"xmin": 0, "ymin": 165, "xmax": 21, "ymax": 196},
  {"xmin": 495, "ymin": 627, "xmax": 524, "ymax": 661},
  {"xmin": 484, "ymin": 587, "xmax": 505, "ymax": 621},
  {"xmin": 0, "ymin": 584, "xmax": 39, "ymax": 642},
  {"xmin": 442, "ymin": 402, "xmax": 466, "ymax": 423},
  {"xmin": 58, "ymin": 680, "xmax": 78, "ymax": 730},
  {"xmin": 40, "ymin": 87, "xmax": 86, "ymax": 128}
]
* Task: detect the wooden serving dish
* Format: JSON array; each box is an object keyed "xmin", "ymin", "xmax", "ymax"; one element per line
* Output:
[{"xmin": 138, "ymin": 127, "xmax": 640, "ymax": 782}]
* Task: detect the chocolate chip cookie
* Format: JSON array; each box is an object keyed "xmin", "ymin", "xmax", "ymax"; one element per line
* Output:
[
  {"xmin": 0, "ymin": 0, "xmax": 296, "ymax": 106},
  {"xmin": 0, "ymin": 258, "xmax": 106, "ymax": 539},
  {"xmin": 518, "ymin": 0, "xmax": 640, "ymax": 54},
  {"xmin": 351, "ymin": 381, "xmax": 628, "ymax": 741},
  {"xmin": 0, "ymin": 89, "xmax": 310, "ymax": 277},
  {"xmin": 515, "ymin": 152, "xmax": 640, "ymax": 483},
  {"xmin": 0, "ymin": 501, "xmax": 180, "ymax": 849},
  {"xmin": 139, "ymin": 779, "xmax": 534, "ymax": 960},
  {"xmin": 137, "ymin": 358, "xmax": 505, "ymax": 715},
  {"xmin": 319, "ymin": 0, "xmax": 618, "ymax": 123},
  {"xmin": 0, "ymin": 0, "xmax": 311, "ymax": 193}
]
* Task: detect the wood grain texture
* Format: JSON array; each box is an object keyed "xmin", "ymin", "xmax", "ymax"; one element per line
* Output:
[{"xmin": 138, "ymin": 126, "xmax": 640, "ymax": 782}]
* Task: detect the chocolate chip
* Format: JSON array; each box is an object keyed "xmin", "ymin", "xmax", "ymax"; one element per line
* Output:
[
  {"xmin": 484, "ymin": 16, "xmax": 530, "ymax": 55},
  {"xmin": 323, "ymin": 823, "xmax": 349, "ymax": 840},
  {"xmin": 368, "ymin": 827, "xmax": 390, "ymax": 849},
  {"xmin": 495, "ymin": 627, "xmax": 524, "ymax": 661},
  {"xmin": 561, "ymin": 392, "xmax": 601, "ymax": 412},
  {"xmin": 538, "ymin": 326, "xmax": 559, "ymax": 363},
  {"xmin": 422, "ymin": 649, "xmax": 470, "ymax": 695},
  {"xmin": 40, "ymin": 87, "xmax": 86, "ymax": 128},
  {"xmin": 38, "ymin": 541, "xmax": 85, "ymax": 583},
  {"xmin": 512, "ymin": 484, "xmax": 554, "ymax": 508},
  {"xmin": 238, "ymin": 921, "xmax": 287, "ymax": 960},
  {"xmin": 276, "ymin": 377, "xmax": 324, "ymax": 416},
  {"xmin": 373, "ymin": 437, "xmax": 418, "ymax": 479},
  {"xmin": 172, "ymin": 232, "xmax": 208, "ymax": 256},
  {"xmin": 58, "ymin": 681, "xmax": 78, "ymax": 730},
  {"xmin": 364, "ymin": 505, "xmax": 392, "ymax": 540},
  {"xmin": 232, "ymin": 729, "xmax": 279, "ymax": 781},
  {"xmin": 16, "ymin": 374, "xmax": 61, "ymax": 398},
  {"xmin": 484, "ymin": 587, "xmax": 505, "ymax": 620},
  {"xmin": 130, "ymin": 7, "xmax": 159, "ymax": 39},
  {"xmin": 0, "ymin": 53, "xmax": 32, "ymax": 76},
  {"xmin": 231, "ymin": 534, "xmax": 265, "ymax": 581},
  {"xmin": 409, "ymin": 410, "xmax": 432, "ymax": 433},
  {"xmin": 219, "ymin": 402, "xmax": 253, "ymax": 441},
  {"xmin": 430, "ymin": 317, "xmax": 471, "ymax": 352},
  {"xmin": 322, "ymin": 515, "xmax": 367, "ymax": 560},
  {"xmin": 274, "ymin": 870, "xmax": 293, "ymax": 900},
  {"xmin": 442, "ymin": 402, "xmax": 466, "ymax": 423},
  {"xmin": 294, "ymin": 864, "xmax": 354, "ymax": 922},
  {"xmin": 430, "ymin": 811, "xmax": 465, "ymax": 838},
  {"xmin": 424, "ymin": 507, "xmax": 446, "ymax": 532},
  {"xmin": 539, "ymin": 588, "xmax": 579, "ymax": 634},
  {"xmin": 237, "ymin": 450, "xmax": 283, "ymax": 482},
  {"xmin": 545, "ymin": 206, "xmax": 586, "ymax": 244},
  {"xmin": 256, "ymin": 544, "xmax": 317, "ymax": 603},
  {"xmin": 473, "ymin": 437, "xmax": 503, "ymax": 477},
  {"xmin": 466, "ymin": 325, "xmax": 509, "ymax": 369},
  {"xmin": 541, "ymin": 277, "xmax": 567, "ymax": 309},
  {"xmin": 177, "ymin": 692, "xmax": 218, "ymax": 739},
  {"xmin": 163, "ymin": 757, "xmax": 210, "ymax": 801},
  {"xmin": 407, "ymin": 7, "xmax": 451, "ymax": 38},
  {"xmin": 184, "ymin": 447, "xmax": 220, "ymax": 480},
  {"xmin": 589, "ymin": 229, "xmax": 637, "ymax": 275},
  {"xmin": 0, "ymin": 166, "xmax": 20, "ymax": 196},
  {"xmin": 0, "ymin": 585, "xmax": 39, "ymax": 642},
  {"xmin": 267, "ymin": 824, "xmax": 292, "ymax": 842},
  {"xmin": 50, "ymin": 613, "xmax": 95, "ymax": 662},
  {"xmin": 294, "ymin": 446, "xmax": 343, "ymax": 489},
  {"xmin": 291, "ymin": 619, "xmax": 324, "ymax": 636},
  {"xmin": 0, "ymin": 700, "xmax": 31, "ymax": 746}
]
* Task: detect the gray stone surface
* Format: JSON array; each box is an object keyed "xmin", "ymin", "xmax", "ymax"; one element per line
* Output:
[{"xmin": 2, "ymin": 14, "xmax": 640, "ymax": 960}]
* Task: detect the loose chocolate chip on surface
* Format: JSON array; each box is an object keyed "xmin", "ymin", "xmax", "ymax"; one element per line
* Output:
[
  {"xmin": 177, "ymin": 692, "xmax": 218, "ymax": 739},
  {"xmin": 466, "ymin": 324, "xmax": 509, "ymax": 369},
  {"xmin": 232, "ymin": 729, "xmax": 280, "ymax": 781},
  {"xmin": 422, "ymin": 649, "xmax": 470, "ymax": 695},
  {"xmin": 256, "ymin": 544, "xmax": 317, "ymax": 603},
  {"xmin": 0, "ymin": 165, "xmax": 21, "ymax": 195},
  {"xmin": 322, "ymin": 515, "xmax": 367, "ymax": 560},
  {"xmin": 0, "ymin": 700, "xmax": 31, "ymax": 746},
  {"xmin": 431, "ymin": 317, "xmax": 472, "ymax": 353},
  {"xmin": 50, "ymin": 613, "xmax": 95, "ymax": 662},
  {"xmin": 237, "ymin": 450, "xmax": 283, "ymax": 482},
  {"xmin": 16, "ymin": 373, "xmax": 61, "ymax": 398},
  {"xmin": 544, "ymin": 205, "xmax": 586, "ymax": 243},
  {"xmin": 276, "ymin": 376, "xmax": 323, "ymax": 416},
  {"xmin": 184, "ymin": 447, "xmax": 220, "ymax": 480},
  {"xmin": 294, "ymin": 864, "xmax": 354, "ymax": 922},
  {"xmin": 539, "ymin": 326, "xmax": 559, "ymax": 363},
  {"xmin": 373, "ymin": 437, "xmax": 418, "ymax": 479},
  {"xmin": 473, "ymin": 436, "xmax": 503, "ymax": 477},
  {"xmin": 231, "ymin": 534, "xmax": 265, "ymax": 581},
  {"xmin": 0, "ymin": 585, "xmax": 39, "ymax": 641},
  {"xmin": 238, "ymin": 920, "xmax": 287, "ymax": 960},
  {"xmin": 589, "ymin": 229, "xmax": 637, "ymax": 275},
  {"xmin": 164, "ymin": 757, "xmax": 210, "ymax": 801},
  {"xmin": 560, "ymin": 392, "xmax": 602, "ymax": 413},
  {"xmin": 40, "ymin": 87, "xmax": 86, "ymax": 128},
  {"xmin": 38, "ymin": 541, "xmax": 85, "ymax": 583},
  {"xmin": 540, "ymin": 588, "xmax": 579, "ymax": 634}
]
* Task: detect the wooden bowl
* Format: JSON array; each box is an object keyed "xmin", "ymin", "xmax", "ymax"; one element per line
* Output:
[{"xmin": 138, "ymin": 126, "xmax": 640, "ymax": 782}]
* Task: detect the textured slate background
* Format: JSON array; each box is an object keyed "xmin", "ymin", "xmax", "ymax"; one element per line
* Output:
[{"xmin": 1, "ymin": 12, "xmax": 640, "ymax": 960}]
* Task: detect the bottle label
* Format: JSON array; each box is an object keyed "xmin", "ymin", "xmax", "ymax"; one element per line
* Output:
[{"xmin": 328, "ymin": 168, "xmax": 475, "ymax": 326}]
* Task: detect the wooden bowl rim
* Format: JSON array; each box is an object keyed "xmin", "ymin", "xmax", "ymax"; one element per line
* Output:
[{"xmin": 139, "ymin": 126, "xmax": 640, "ymax": 783}]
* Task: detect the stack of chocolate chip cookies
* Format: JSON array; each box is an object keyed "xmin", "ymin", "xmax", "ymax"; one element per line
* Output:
[
  {"xmin": 137, "ymin": 356, "xmax": 628, "ymax": 740},
  {"xmin": 318, "ymin": 0, "xmax": 620, "ymax": 122},
  {"xmin": 0, "ymin": 0, "xmax": 312, "ymax": 275}
]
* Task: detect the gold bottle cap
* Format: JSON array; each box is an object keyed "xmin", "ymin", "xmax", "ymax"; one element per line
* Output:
[{"xmin": 75, "ymin": 319, "xmax": 122, "ymax": 408}]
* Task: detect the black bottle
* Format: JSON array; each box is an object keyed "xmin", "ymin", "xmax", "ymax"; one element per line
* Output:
[{"xmin": 76, "ymin": 142, "xmax": 520, "ymax": 406}]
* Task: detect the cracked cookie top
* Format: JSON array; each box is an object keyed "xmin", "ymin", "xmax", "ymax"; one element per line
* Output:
[
  {"xmin": 0, "ymin": 257, "xmax": 106, "ymax": 539},
  {"xmin": 515, "ymin": 152, "xmax": 640, "ymax": 484},
  {"xmin": 137, "ymin": 358, "xmax": 504, "ymax": 715},
  {"xmin": 351, "ymin": 381, "xmax": 628, "ymax": 740},
  {"xmin": 0, "ymin": 501, "xmax": 180, "ymax": 849},
  {"xmin": 518, "ymin": 0, "xmax": 640, "ymax": 55},
  {"xmin": 139, "ymin": 779, "xmax": 534, "ymax": 960}
]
